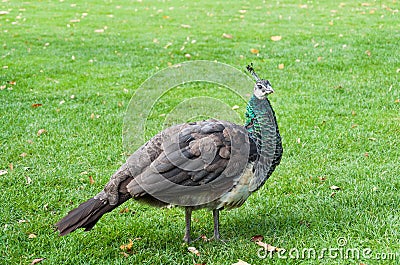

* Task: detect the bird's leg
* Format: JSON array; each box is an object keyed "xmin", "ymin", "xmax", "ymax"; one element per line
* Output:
[
  {"xmin": 212, "ymin": 209, "xmax": 220, "ymax": 240},
  {"xmin": 183, "ymin": 206, "xmax": 192, "ymax": 243}
]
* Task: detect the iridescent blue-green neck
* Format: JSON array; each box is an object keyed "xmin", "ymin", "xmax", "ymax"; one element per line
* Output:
[{"xmin": 244, "ymin": 95, "xmax": 278, "ymax": 148}]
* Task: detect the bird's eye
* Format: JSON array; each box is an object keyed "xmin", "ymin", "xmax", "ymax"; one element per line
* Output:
[{"xmin": 257, "ymin": 84, "xmax": 263, "ymax": 89}]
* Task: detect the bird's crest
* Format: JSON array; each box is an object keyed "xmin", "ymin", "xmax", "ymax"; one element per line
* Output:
[{"xmin": 246, "ymin": 63, "xmax": 261, "ymax": 82}]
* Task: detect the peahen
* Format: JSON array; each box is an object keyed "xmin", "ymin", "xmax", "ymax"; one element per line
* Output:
[{"xmin": 55, "ymin": 65, "xmax": 283, "ymax": 242}]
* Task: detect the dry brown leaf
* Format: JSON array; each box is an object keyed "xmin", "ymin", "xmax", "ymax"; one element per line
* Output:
[
  {"xmin": 394, "ymin": 99, "xmax": 399, "ymax": 103},
  {"xmin": 251, "ymin": 235, "xmax": 264, "ymax": 242},
  {"xmin": 222, "ymin": 33, "xmax": 233, "ymax": 39},
  {"xmin": 119, "ymin": 208, "xmax": 129, "ymax": 213},
  {"xmin": 120, "ymin": 252, "xmax": 129, "ymax": 257},
  {"xmin": 278, "ymin": 64, "xmax": 284, "ymax": 69},
  {"xmin": 88, "ymin": 176, "xmax": 95, "ymax": 184},
  {"xmin": 162, "ymin": 15, "xmax": 170, "ymax": 19},
  {"xmin": 28, "ymin": 233, "xmax": 37, "ymax": 239},
  {"xmin": 30, "ymin": 258, "xmax": 45, "ymax": 265},
  {"xmin": 364, "ymin": 152, "xmax": 369, "ymax": 157},
  {"xmin": 31, "ymin": 103, "xmax": 42, "ymax": 108},
  {"xmin": 361, "ymin": 3, "xmax": 371, "ymax": 6},
  {"xmin": 232, "ymin": 259, "xmax": 251, "ymax": 265},
  {"xmin": 271, "ymin": 35, "xmax": 282, "ymax": 41},
  {"xmin": 37, "ymin": 129, "xmax": 47, "ymax": 136},
  {"xmin": 256, "ymin": 241, "xmax": 279, "ymax": 252},
  {"xmin": 188, "ymin": 246, "xmax": 200, "ymax": 256},
  {"xmin": 120, "ymin": 239, "xmax": 133, "ymax": 252},
  {"xmin": 9, "ymin": 163, "xmax": 13, "ymax": 171},
  {"xmin": 0, "ymin": 85, "xmax": 6, "ymax": 90},
  {"xmin": 250, "ymin": 48, "xmax": 259, "ymax": 54},
  {"xmin": 365, "ymin": 50, "xmax": 371, "ymax": 56},
  {"xmin": 330, "ymin": 185, "xmax": 340, "ymax": 190},
  {"xmin": 8, "ymin": 80, "xmax": 16, "ymax": 85},
  {"xmin": 20, "ymin": 152, "xmax": 27, "ymax": 157}
]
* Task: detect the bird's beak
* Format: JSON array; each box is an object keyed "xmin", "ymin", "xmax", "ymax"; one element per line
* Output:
[{"xmin": 265, "ymin": 85, "xmax": 274, "ymax": 94}]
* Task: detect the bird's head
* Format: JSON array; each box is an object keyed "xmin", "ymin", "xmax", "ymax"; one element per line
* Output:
[
  {"xmin": 253, "ymin": 80, "xmax": 273, "ymax": 99},
  {"xmin": 246, "ymin": 64, "xmax": 273, "ymax": 99}
]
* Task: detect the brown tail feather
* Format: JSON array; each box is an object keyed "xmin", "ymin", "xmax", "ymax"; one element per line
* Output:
[{"xmin": 55, "ymin": 194, "xmax": 131, "ymax": 236}]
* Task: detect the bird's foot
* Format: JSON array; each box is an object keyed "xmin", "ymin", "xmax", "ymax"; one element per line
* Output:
[{"xmin": 209, "ymin": 235, "xmax": 228, "ymax": 244}]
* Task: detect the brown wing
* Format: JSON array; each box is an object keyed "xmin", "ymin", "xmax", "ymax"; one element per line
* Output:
[{"xmin": 125, "ymin": 119, "xmax": 251, "ymax": 207}]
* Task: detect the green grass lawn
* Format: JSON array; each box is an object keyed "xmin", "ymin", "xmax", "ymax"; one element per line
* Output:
[{"xmin": 1, "ymin": 0, "xmax": 399, "ymax": 264}]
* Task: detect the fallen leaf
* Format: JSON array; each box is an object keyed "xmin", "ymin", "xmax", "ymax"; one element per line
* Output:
[
  {"xmin": 184, "ymin": 53, "xmax": 191, "ymax": 59},
  {"xmin": 330, "ymin": 185, "xmax": 340, "ymax": 190},
  {"xmin": 299, "ymin": 4, "xmax": 308, "ymax": 8},
  {"xmin": 28, "ymin": 233, "xmax": 37, "ymax": 239},
  {"xmin": 31, "ymin": 103, "xmax": 42, "ymax": 108},
  {"xmin": 26, "ymin": 176, "xmax": 32, "ymax": 185},
  {"xmin": 361, "ymin": 3, "xmax": 371, "ymax": 6},
  {"xmin": 250, "ymin": 48, "xmax": 259, "ymax": 54},
  {"xmin": 18, "ymin": 219, "xmax": 29, "ymax": 223},
  {"xmin": 88, "ymin": 176, "xmax": 95, "ymax": 184},
  {"xmin": 364, "ymin": 152, "xmax": 369, "ymax": 157},
  {"xmin": 278, "ymin": 63, "xmax": 284, "ymax": 69},
  {"xmin": 94, "ymin": 29, "xmax": 105, "ymax": 33},
  {"xmin": 222, "ymin": 33, "xmax": 233, "ymax": 39},
  {"xmin": 37, "ymin": 129, "xmax": 47, "ymax": 136},
  {"xmin": 232, "ymin": 259, "xmax": 251, "ymax": 265},
  {"xmin": 120, "ymin": 239, "xmax": 133, "ymax": 252},
  {"xmin": 188, "ymin": 246, "xmax": 200, "ymax": 256},
  {"xmin": 330, "ymin": 192, "xmax": 336, "ymax": 197},
  {"xmin": 394, "ymin": 99, "xmax": 399, "ymax": 103},
  {"xmin": 0, "ymin": 170, "xmax": 7, "ymax": 176},
  {"xmin": 29, "ymin": 258, "xmax": 45, "ymax": 265},
  {"xmin": 231, "ymin": 105, "xmax": 239, "ymax": 110},
  {"xmin": 20, "ymin": 152, "xmax": 27, "ymax": 157},
  {"xmin": 8, "ymin": 81, "xmax": 16, "ymax": 85},
  {"xmin": 271, "ymin": 35, "xmax": 282, "ymax": 41},
  {"xmin": 119, "ymin": 208, "xmax": 129, "ymax": 213},
  {"xmin": 181, "ymin": 24, "xmax": 191, "ymax": 28},
  {"xmin": 319, "ymin": 176, "xmax": 326, "ymax": 181},
  {"xmin": 0, "ymin": 11, "xmax": 10, "ymax": 15},
  {"xmin": 238, "ymin": 10, "xmax": 247, "ymax": 14},
  {"xmin": 365, "ymin": 50, "xmax": 371, "ymax": 56},
  {"xmin": 9, "ymin": 163, "xmax": 13, "ymax": 171},
  {"xmin": 255, "ymin": 241, "xmax": 279, "ymax": 252},
  {"xmin": 70, "ymin": 19, "xmax": 80, "ymax": 23},
  {"xmin": 120, "ymin": 252, "xmax": 129, "ymax": 257},
  {"xmin": 0, "ymin": 85, "xmax": 6, "ymax": 90},
  {"xmin": 90, "ymin": 113, "xmax": 95, "ymax": 119},
  {"xmin": 251, "ymin": 235, "xmax": 264, "ymax": 242}
]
